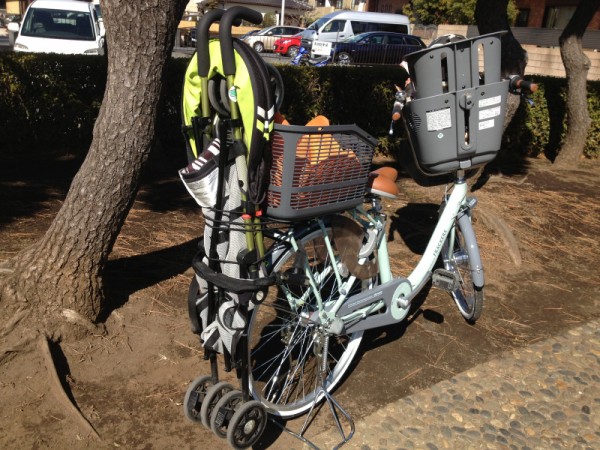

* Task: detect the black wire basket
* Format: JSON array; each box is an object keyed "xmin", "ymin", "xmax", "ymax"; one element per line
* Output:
[{"xmin": 265, "ymin": 123, "xmax": 378, "ymax": 221}]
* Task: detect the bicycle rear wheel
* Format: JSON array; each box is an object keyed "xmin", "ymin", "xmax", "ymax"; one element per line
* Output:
[
  {"xmin": 247, "ymin": 225, "xmax": 364, "ymax": 418},
  {"xmin": 442, "ymin": 215, "xmax": 484, "ymax": 323}
]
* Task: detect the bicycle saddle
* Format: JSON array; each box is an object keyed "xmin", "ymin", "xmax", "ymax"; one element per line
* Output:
[{"xmin": 367, "ymin": 167, "xmax": 399, "ymax": 199}]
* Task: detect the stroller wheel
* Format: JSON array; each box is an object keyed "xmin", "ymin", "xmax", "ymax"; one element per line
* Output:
[
  {"xmin": 210, "ymin": 390, "xmax": 243, "ymax": 438},
  {"xmin": 183, "ymin": 375, "xmax": 214, "ymax": 423},
  {"xmin": 226, "ymin": 400, "xmax": 267, "ymax": 449},
  {"xmin": 200, "ymin": 381, "xmax": 234, "ymax": 429}
]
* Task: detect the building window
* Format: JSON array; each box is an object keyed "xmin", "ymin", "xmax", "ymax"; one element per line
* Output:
[
  {"xmin": 543, "ymin": 6, "xmax": 576, "ymax": 29},
  {"xmin": 515, "ymin": 9, "xmax": 529, "ymax": 27}
]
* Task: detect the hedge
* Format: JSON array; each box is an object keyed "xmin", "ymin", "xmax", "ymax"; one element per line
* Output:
[
  {"xmin": 0, "ymin": 53, "xmax": 107, "ymax": 153},
  {"xmin": 502, "ymin": 77, "xmax": 600, "ymax": 159},
  {"xmin": 0, "ymin": 52, "xmax": 598, "ymax": 161}
]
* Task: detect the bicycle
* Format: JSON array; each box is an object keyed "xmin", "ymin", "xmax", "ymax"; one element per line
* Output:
[
  {"xmin": 244, "ymin": 32, "xmax": 538, "ymax": 421},
  {"xmin": 182, "ymin": 20, "xmax": 536, "ymax": 448}
]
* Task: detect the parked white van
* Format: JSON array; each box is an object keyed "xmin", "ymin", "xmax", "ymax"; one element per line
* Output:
[
  {"xmin": 9, "ymin": 0, "xmax": 105, "ymax": 55},
  {"xmin": 298, "ymin": 11, "xmax": 411, "ymax": 57}
]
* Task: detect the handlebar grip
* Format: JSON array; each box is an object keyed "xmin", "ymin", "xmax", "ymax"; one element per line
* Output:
[
  {"xmin": 197, "ymin": 9, "xmax": 225, "ymax": 77},
  {"xmin": 509, "ymin": 75, "xmax": 538, "ymax": 94},
  {"xmin": 518, "ymin": 79, "xmax": 538, "ymax": 93},
  {"xmin": 391, "ymin": 101, "xmax": 403, "ymax": 121},
  {"xmin": 220, "ymin": 7, "xmax": 263, "ymax": 76}
]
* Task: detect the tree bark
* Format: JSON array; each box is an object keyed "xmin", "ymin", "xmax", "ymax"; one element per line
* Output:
[
  {"xmin": 475, "ymin": 0, "xmax": 528, "ymax": 78},
  {"xmin": 554, "ymin": 0, "xmax": 600, "ymax": 167},
  {"xmin": 475, "ymin": 0, "xmax": 529, "ymax": 135},
  {"xmin": 0, "ymin": 0, "xmax": 187, "ymax": 339}
]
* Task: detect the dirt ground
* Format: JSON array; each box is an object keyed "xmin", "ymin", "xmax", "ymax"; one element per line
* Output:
[{"xmin": 0, "ymin": 153, "xmax": 599, "ymax": 450}]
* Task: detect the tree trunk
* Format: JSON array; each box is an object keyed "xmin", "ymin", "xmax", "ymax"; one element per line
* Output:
[
  {"xmin": 474, "ymin": 0, "xmax": 529, "ymax": 136},
  {"xmin": 0, "ymin": 0, "xmax": 187, "ymax": 339},
  {"xmin": 554, "ymin": 0, "xmax": 600, "ymax": 167},
  {"xmin": 475, "ymin": 0, "xmax": 528, "ymax": 78}
]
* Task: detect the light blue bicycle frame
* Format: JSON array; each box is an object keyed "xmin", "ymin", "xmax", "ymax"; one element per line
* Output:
[{"xmin": 278, "ymin": 172, "xmax": 483, "ymax": 335}]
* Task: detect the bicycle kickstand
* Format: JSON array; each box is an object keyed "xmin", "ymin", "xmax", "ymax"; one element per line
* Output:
[{"xmin": 271, "ymin": 335, "xmax": 355, "ymax": 449}]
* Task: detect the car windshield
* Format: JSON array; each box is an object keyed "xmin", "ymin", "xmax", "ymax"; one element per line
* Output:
[
  {"xmin": 306, "ymin": 17, "xmax": 329, "ymax": 31},
  {"xmin": 344, "ymin": 34, "xmax": 366, "ymax": 43},
  {"xmin": 257, "ymin": 27, "xmax": 273, "ymax": 36},
  {"xmin": 21, "ymin": 8, "xmax": 95, "ymax": 40},
  {"xmin": 241, "ymin": 30, "xmax": 259, "ymax": 38}
]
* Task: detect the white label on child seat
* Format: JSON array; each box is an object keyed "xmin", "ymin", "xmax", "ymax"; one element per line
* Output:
[
  {"xmin": 312, "ymin": 40, "xmax": 332, "ymax": 56},
  {"xmin": 426, "ymin": 108, "xmax": 452, "ymax": 131},
  {"xmin": 479, "ymin": 119, "xmax": 495, "ymax": 130},
  {"xmin": 479, "ymin": 106, "xmax": 501, "ymax": 120},
  {"xmin": 479, "ymin": 95, "xmax": 501, "ymax": 108}
]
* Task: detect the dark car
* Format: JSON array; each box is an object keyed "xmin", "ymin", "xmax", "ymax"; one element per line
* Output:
[{"xmin": 332, "ymin": 32, "xmax": 425, "ymax": 66}]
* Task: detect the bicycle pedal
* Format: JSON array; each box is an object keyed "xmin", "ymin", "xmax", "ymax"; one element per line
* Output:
[{"xmin": 432, "ymin": 269, "xmax": 458, "ymax": 292}]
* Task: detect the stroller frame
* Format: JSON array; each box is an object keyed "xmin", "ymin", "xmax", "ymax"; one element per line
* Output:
[
  {"xmin": 181, "ymin": 7, "xmax": 362, "ymax": 449},
  {"xmin": 181, "ymin": 7, "xmax": 276, "ymax": 449}
]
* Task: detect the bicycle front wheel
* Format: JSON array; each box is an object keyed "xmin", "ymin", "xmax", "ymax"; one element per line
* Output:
[
  {"xmin": 247, "ymin": 225, "xmax": 364, "ymax": 418},
  {"xmin": 442, "ymin": 215, "xmax": 484, "ymax": 323}
]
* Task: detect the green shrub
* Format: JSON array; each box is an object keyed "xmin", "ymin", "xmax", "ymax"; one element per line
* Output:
[
  {"xmin": 0, "ymin": 53, "xmax": 598, "ymax": 162},
  {"xmin": 585, "ymin": 82, "xmax": 600, "ymax": 159},
  {"xmin": 0, "ymin": 53, "xmax": 107, "ymax": 154},
  {"xmin": 502, "ymin": 76, "xmax": 600, "ymax": 160}
]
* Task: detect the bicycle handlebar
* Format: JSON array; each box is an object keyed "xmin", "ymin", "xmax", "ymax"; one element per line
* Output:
[
  {"xmin": 220, "ymin": 7, "xmax": 263, "ymax": 76},
  {"xmin": 509, "ymin": 75, "xmax": 538, "ymax": 94},
  {"xmin": 391, "ymin": 101, "xmax": 403, "ymax": 122},
  {"xmin": 389, "ymin": 88, "xmax": 407, "ymax": 135}
]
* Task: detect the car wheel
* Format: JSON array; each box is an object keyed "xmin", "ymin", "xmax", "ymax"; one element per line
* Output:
[
  {"xmin": 337, "ymin": 52, "xmax": 351, "ymax": 66},
  {"xmin": 287, "ymin": 46, "xmax": 299, "ymax": 58},
  {"xmin": 253, "ymin": 42, "xmax": 264, "ymax": 53}
]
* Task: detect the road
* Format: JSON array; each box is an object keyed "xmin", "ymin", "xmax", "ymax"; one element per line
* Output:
[
  {"xmin": 0, "ymin": 37, "xmax": 291, "ymax": 64},
  {"xmin": 172, "ymin": 45, "xmax": 289, "ymax": 65}
]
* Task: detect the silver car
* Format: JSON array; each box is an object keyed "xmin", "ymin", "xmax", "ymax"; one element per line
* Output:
[{"xmin": 242, "ymin": 25, "xmax": 304, "ymax": 53}]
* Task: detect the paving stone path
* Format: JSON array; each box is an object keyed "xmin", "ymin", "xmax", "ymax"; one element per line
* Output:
[{"xmin": 312, "ymin": 319, "xmax": 600, "ymax": 450}]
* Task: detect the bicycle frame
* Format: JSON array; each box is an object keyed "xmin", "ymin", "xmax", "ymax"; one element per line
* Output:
[{"xmin": 269, "ymin": 170, "xmax": 477, "ymax": 335}]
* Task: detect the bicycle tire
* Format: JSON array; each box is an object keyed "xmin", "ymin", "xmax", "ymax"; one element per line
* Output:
[
  {"xmin": 441, "ymin": 212, "xmax": 484, "ymax": 323},
  {"xmin": 247, "ymin": 224, "xmax": 365, "ymax": 418}
]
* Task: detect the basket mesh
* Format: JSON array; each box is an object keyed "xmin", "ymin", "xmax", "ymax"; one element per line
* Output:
[{"xmin": 266, "ymin": 125, "xmax": 376, "ymax": 220}]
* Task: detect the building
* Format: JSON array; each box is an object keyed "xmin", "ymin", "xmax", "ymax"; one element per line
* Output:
[
  {"xmin": 4, "ymin": 0, "xmax": 28, "ymax": 17},
  {"xmin": 365, "ymin": 0, "xmax": 600, "ymax": 30},
  {"xmin": 513, "ymin": 0, "xmax": 600, "ymax": 29},
  {"xmin": 190, "ymin": 0, "xmax": 313, "ymax": 24}
]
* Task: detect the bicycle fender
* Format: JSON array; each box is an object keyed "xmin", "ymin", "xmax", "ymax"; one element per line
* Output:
[{"xmin": 457, "ymin": 213, "xmax": 484, "ymax": 288}]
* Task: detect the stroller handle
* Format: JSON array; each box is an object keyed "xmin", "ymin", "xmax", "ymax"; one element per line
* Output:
[
  {"xmin": 220, "ymin": 6, "xmax": 263, "ymax": 76},
  {"xmin": 196, "ymin": 9, "xmax": 242, "ymax": 77}
]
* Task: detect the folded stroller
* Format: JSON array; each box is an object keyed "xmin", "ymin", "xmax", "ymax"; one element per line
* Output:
[
  {"xmin": 180, "ymin": 7, "xmax": 378, "ymax": 449},
  {"xmin": 180, "ymin": 7, "xmax": 281, "ymax": 449}
]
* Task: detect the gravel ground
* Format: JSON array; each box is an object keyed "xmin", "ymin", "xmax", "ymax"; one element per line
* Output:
[{"xmin": 312, "ymin": 318, "xmax": 600, "ymax": 450}]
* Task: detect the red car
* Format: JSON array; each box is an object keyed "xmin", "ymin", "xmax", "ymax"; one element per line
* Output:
[{"xmin": 273, "ymin": 34, "xmax": 302, "ymax": 58}]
